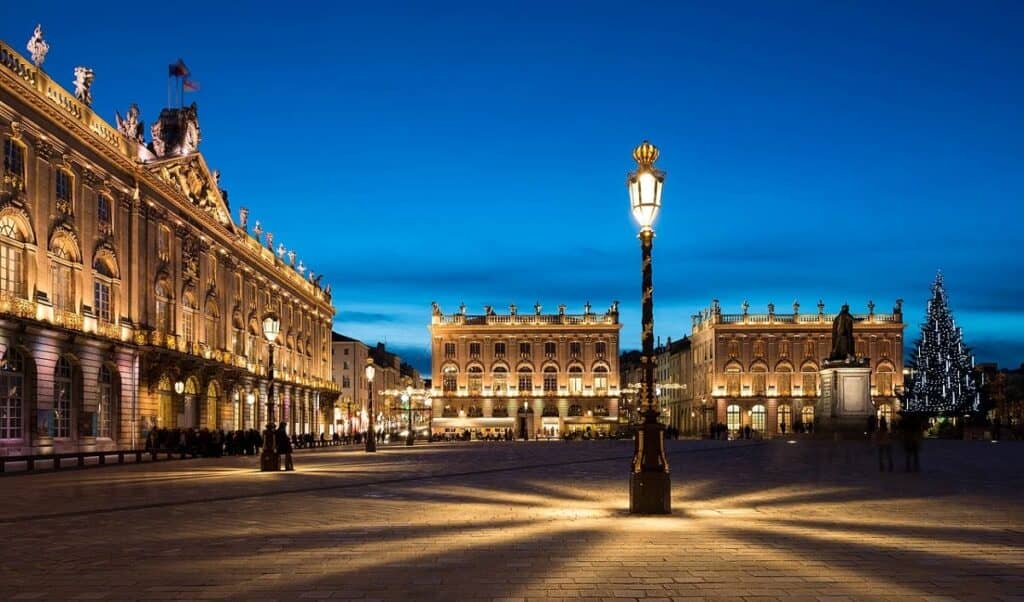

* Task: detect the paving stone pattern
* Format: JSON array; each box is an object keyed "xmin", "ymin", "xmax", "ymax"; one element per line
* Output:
[{"xmin": 1, "ymin": 439, "xmax": 1022, "ymax": 600}]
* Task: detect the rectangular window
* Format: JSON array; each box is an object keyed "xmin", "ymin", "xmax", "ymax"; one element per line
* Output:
[
  {"xmin": 468, "ymin": 372, "xmax": 482, "ymax": 395},
  {"xmin": 158, "ymin": 226, "xmax": 171, "ymax": 262},
  {"xmin": 94, "ymin": 280, "xmax": 111, "ymax": 323},
  {"xmin": 55, "ymin": 170, "xmax": 71, "ymax": 203},
  {"xmin": 234, "ymin": 274, "xmax": 242, "ymax": 300},
  {"xmin": 183, "ymin": 309, "xmax": 195, "ymax": 343},
  {"xmin": 0, "ymin": 243, "xmax": 24, "ymax": 297},
  {"xmin": 594, "ymin": 373, "xmax": 608, "ymax": 395},
  {"xmin": 777, "ymin": 372, "xmax": 792, "ymax": 396},
  {"xmin": 595, "ymin": 341, "xmax": 607, "ymax": 358},
  {"xmin": 494, "ymin": 342, "xmax": 506, "ymax": 358},
  {"xmin": 52, "ymin": 264, "xmax": 74, "ymax": 313},
  {"xmin": 726, "ymin": 371, "xmax": 741, "ymax": 397},
  {"xmin": 519, "ymin": 342, "xmax": 531, "ymax": 358},
  {"xmin": 342, "ymin": 376, "xmax": 351, "ymax": 388},
  {"xmin": 3, "ymin": 139, "xmax": 25, "ymax": 178},
  {"xmin": 804, "ymin": 340, "xmax": 816, "ymax": 359},
  {"xmin": 97, "ymin": 195, "xmax": 111, "ymax": 227},
  {"xmin": 444, "ymin": 342, "xmax": 456, "ymax": 358},
  {"xmin": 156, "ymin": 299, "xmax": 171, "ymax": 332},
  {"xmin": 544, "ymin": 341, "xmax": 556, "ymax": 357},
  {"xmin": 543, "ymin": 371, "xmax": 557, "ymax": 393},
  {"xmin": 802, "ymin": 372, "xmax": 817, "ymax": 396},
  {"xmin": 442, "ymin": 373, "xmax": 457, "ymax": 394},
  {"xmin": 204, "ymin": 314, "xmax": 217, "ymax": 347},
  {"xmin": 469, "ymin": 342, "xmax": 481, "ymax": 358},
  {"xmin": 518, "ymin": 373, "xmax": 532, "ymax": 395},
  {"xmin": 569, "ymin": 341, "xmax": 581, "ymax": 357},
  {"xmin": 752, "ymin": 371, "xmax": 767, "ymax": 396}
]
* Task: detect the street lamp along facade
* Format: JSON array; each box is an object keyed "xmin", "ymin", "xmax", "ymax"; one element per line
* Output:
[
  {"xmin": 365, "ymin": 359, "xmax": 377, "ymax": 452},
  {"xmin": 262, "ymin": 313, "xmax": 280, "ymax": 422},
  {"xmin": 628, "ymin": 140, "xmax": 671, "ymax": 515}
]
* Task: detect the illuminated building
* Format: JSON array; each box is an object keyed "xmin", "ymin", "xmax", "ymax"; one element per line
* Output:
[
  {"xmin": 428, "ymin": 302, "xmax": 621, "ymax": 438},
  {"xmin": 0, "ymin": 34, "xmax": 337, "ymax": 455},
  {"xmin": 683, "ymin": 299, "xmax": 905, "ymax": 436}
]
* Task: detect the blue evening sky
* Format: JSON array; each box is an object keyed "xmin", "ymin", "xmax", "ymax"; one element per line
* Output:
[{"xmin": 4, "ymin": 1, "xmax": 1023, "ymax": 373}]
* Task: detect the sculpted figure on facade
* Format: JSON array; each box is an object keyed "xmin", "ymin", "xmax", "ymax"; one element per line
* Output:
[
  {"xmin": 73, "ymin": 66, "xmax": 95, "ymax": 106},
  {"xmin": 115, "ymin": 104, "xmax": 144, "ymax": 143},
  {"xmin": 27, "ymin": 24, "xmax": 49, "ymax": 67},
  {"xmin": 181, "ymin": 102, "xmax": 201, "ymax": 153}
]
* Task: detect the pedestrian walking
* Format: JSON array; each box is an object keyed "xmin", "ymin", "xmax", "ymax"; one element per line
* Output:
[{"xmin": 900, "ymin": 413, "xmax": 922, "ymax": 472}]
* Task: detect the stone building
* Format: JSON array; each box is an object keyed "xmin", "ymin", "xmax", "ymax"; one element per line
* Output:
[
  {"xmin": 0, "ymin": 34, "xmax": 337, "ymax": 455},
  {"xmin": 684, "ymin": 299, "xmax": 905, "ymax": 436},
  {"xmin": 429, "ymin": 302, "xmax": 621, "ymax": 438},
  {"xmin": 655, "ymin": 337, "xmax": 692, "ymax": 432},
  {"xmin": 330, "ymin": 333, "xmax": 369, "ymax": 435}
]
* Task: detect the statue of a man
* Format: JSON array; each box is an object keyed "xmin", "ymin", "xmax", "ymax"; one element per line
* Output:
[{"xmin": 828, "ymin": 304, "xmax": 856, "ymax": 362}]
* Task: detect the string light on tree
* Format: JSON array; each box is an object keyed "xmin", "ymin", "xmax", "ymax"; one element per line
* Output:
[{"xmin": 905, "ymin": 271, "xmax": 979, "ymax": 414}]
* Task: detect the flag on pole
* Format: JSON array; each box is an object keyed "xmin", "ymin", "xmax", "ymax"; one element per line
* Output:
[
  {"xmin": 183, "ymin": 79, "xmax": 200, "ymax": 92},
  {"xmin": 168, "ymin": 58, "xmax": 190, "ymax": 78}
]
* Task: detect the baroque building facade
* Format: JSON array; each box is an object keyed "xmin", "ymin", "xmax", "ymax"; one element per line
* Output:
[
  {"xmin": 0, "ymin": 37, "xmax": 337, "ymax": 455},
  {"xmin": 429, "ymin": 302, "xmax": 621, "ymax": 438},
  {"xmin": 683, "ymin": 299, "xmax": 905, "ymax": 436}
]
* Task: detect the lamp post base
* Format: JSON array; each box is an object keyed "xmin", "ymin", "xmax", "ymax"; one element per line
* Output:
[
  {"xmin": 365, "ymin": 436, "xmax": 376, "ymax": 453},
  {"xmin": 629, "ymin": 471, "xmax": 671, "ymax": 514},
  {"xmin": 629, "ymin": 411, "xmax": 671, "ymax": 515}
]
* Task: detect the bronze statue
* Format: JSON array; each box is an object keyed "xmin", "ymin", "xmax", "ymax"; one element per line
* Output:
[{"xmin": 828, "ymin": 304, "xmax": 856, "ymax": 362}]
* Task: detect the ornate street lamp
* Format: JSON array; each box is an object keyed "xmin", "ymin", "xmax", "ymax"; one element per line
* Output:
[
  {"xmin": 627, "ymin": 140, "xmax": 671, "ymax": 515},
  {"xmin": 403, "ymin": 385, "xmax": 415, "ymax": 446},
  {"xmin": 262, "ymin": 313, "xmax": 280, "ymax": 422},
  {"xmin": 365, "ymin": 359, "xmax": 377, "ymax": 453}
]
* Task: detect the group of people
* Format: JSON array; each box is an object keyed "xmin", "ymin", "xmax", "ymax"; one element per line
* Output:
[
  {"xmin": 260, "ymin": 422, "xmax": 295, "ymax": 471},
  {"xmin": 144, "ymin": 426, "xmax": 328, "ymax": 459},
  {"xmin": 869, "ymin": 414, "xmax": 924, "ymax": 472}
]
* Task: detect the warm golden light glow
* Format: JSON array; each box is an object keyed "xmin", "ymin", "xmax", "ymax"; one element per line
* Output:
[{"xmin": 627, "ymin": 140, "xmax": 664, "ymax": 230}]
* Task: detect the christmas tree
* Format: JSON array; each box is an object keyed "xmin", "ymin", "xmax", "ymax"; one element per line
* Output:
[{"xmin": 905, "ymin": 271, "xmax": 979, "ymax": 414}]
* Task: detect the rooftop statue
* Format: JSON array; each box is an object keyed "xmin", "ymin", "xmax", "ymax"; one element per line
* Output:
[
  {"xmin": 115, "ymin": 104, "xmax": 145, "ymax": 143},
  {"xmin": 73, "ymin": 66, "xmax": 94, "ymax": 106},
  {"xmin": 27, "ymin": 25, "xmax": 49, "ymax": 67}
]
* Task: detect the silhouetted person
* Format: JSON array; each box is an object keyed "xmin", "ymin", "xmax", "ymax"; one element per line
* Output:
[
  {"xmin": 875, "ymin": 418, "xmax": 893, "ymax": 472},
  {"xmin": 900, "ymin": 414, "xmax": 922, "ymax": 472},
  {"xmin": 277, "ymin": 423, "xmax": 294, "ymax": 471}
]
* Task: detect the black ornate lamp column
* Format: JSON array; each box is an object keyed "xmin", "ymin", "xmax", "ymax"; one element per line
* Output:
[
  {"xmin": 365, "ymin": 359, "xmax": 377, "ymax": 453},
  {"xmin": 628, "ymin": 140, "xmax": 671, "ymax": 514}
]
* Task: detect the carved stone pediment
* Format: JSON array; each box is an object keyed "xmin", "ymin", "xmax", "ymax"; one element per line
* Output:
[{"xmin": 145, "ymin": 154, "xmax": 231, "ymax": 228}]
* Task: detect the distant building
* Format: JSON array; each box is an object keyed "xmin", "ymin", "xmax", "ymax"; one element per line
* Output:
[
  {"xmin": 656, "ymin": 337, "xmax": 692, "ymax": 431},
  {"xmin": 429, "ymin": 302, "xmax": 621, "ymax": 438},
  {"xmin": 330, "ymin": 334, "xmax": 422, "ymax": 435},
  {"xmin": 977, "ymin": 362, "xmax": 1024, "ymax": 428},
  {"xmin": 685, "ymin": 299, "xmax": 905, "ymax": 436}
]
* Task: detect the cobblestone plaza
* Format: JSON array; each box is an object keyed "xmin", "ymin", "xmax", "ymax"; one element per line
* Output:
[{"xmin": 1, "ymin": 440, "xmax": 1022, "ymax": 600}]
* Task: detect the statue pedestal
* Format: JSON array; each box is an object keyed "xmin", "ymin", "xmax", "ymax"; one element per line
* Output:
[{"xmin": 817, "ymin": 365, "xmax": 873, "ymax": 438}]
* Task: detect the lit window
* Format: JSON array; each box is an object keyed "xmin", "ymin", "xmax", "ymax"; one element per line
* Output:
[
  {"xmin": 53, "ymin": 357, "xmax": 74, "ymax": 438},
  {"xmin": 468, "ymin": 366, "xmax": 483, "ymax": 395},
  {"xmin": 444, "ymin": 342, "xmax": 456, "ymax": 358},
  {"xmin": 0, "ymin": 348, "xmax": 25, "ymax": 439},
  {"xmin": 94, "ymin": 280, "xmax": 111, "ymax": 323},
  {"xmin": 3, "ymin": 139, "xmax": 25, "ymax": 180},
  {"xmin": 492, "ymin": 366, "xmax": 507, "ymax": 394},
  {"xmin": 97, "ymin": 365, "xmax": 114, "ymax": 438},
  {"xmin": 543, "ymin": 366, "xmax": 557, "ymax": 393},
  {"xmin": 751, "ymin": 404, "xmax": 766, "ymax": 431},
  {"xmin": 442, "ymin": 365, "xmax": 457, "ymax": 393},
  {"xmin": 0, "ymin": 217, "xmax": 26, "ymax": 298},
  {"xmin": 594, "ymin": 366, "xmax": 609, "ymax": 395},
  {"xmin": 97, "ymin": 195, "xmax": 111, "ymax": 227},
  {"xmin": 517, "ymin": 367, "xmax": 532, "ymax": 395},
  {"xmin": 726, "ymin": 404, "xmax": 741, "ymax": 431},
  {"xmin": 568, "ymin": 366, "xmax": 583, "ymax": 395}
]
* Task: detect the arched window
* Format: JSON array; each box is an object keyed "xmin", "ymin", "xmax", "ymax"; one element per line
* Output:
[
  {"xmin": 726, "ymin": 404, "xmax": 741, "ymax": 431},
  {"xmin": 801, "ymin": 405, "xmax": 815, "ymax": 426},
  {"xmin": 53, "ymin": 357, "xmax": 74, "ymax": 438},
  {"xmin": 97, "ymin": 365, "xmax": 116, "ymax": 438},
  {"xmin": 181, "ymin": 291, "xmax": 197, "ymax": 345},
  {"xmin": 442, "ymin": 365, "xmax": 457, "ymax": 394},
  {"xmin": 751, "ymin": 364, "xmax": 767, "ymax": 396},
  {"xmin": 776, "ymin": 364, "xmax": 793, "ymax": 396},
  {"xmin": 594, "ymin": 366, "xmax": 609, "ymax": 395},
  {"xmin": 778, "ymin": 404, "xmax": 792, "ymax": 431},
  {"xmin": 517, "ymin": 366, "xmax": 533, "ymax": 395},
  {"xmin": 50, "ymin": 240, "xmax": 77, "ymax": 314},
  {"xmin": 876, "ymin": 364, "xmax": 894, "ymax": 396},
  {"xmin": 492, "ymin": 365, "xmax": 507, "ymax": 394},
  {"xmin": 801, "ymin": 364, "xmax": 818, "ymax": 396},
  {"xmin": 542, "ymin": 365, "xmax": 558, "ymax": 394},
  {"xmin": 877, "ymin": 403, "xmax": 893, "ymax": 425},
  {"xmin": 568, "ymin": 365, "xmax": 583, "ymax": 395},
  {"xmin": 206, "ymin": 380, "xmax": 220, "ymax": 430},
  {"xmin": 751, "ymin": 404, "xmax": 766, "ymax": 432},
  {"xmin": 93, "ymin": 255, "xmax": 116, "ymax": 323},
  {"xmin": 155, "ymin": 278, "xmax": 172, "ymax": 333},
  {"xmin": 0, "ymin": 216, "xmax": 27, "ymax": 298},
  {"xmin": 204, "ymin": 300, "xmax": 220, "ymax": 349},
  {"xmin": 157, "ymin": 376, "xmax": 173, "ymax": 428},
  {"xmin": 0, "ymin": 347, "xmax": 25, "ymax": 439},
  {"xmin": 468, "ymin": 365, "xmax": 483, "ymax": 395}
]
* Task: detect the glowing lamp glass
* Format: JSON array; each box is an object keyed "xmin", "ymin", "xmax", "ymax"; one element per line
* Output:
[
  {"xmin": 628, "ymin": 168, "xmax": 663, "ymax": 229},
  {"xmin": 262, "ymin": 314, "xmax": 280, "ymax": 343},
  {"xmin": 174, "ymin": 380, "xmax": 184, "ymax": 395},
  {"xmin": 364, "ymin": 361, "xmax": 376, "ymax": 382}
]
